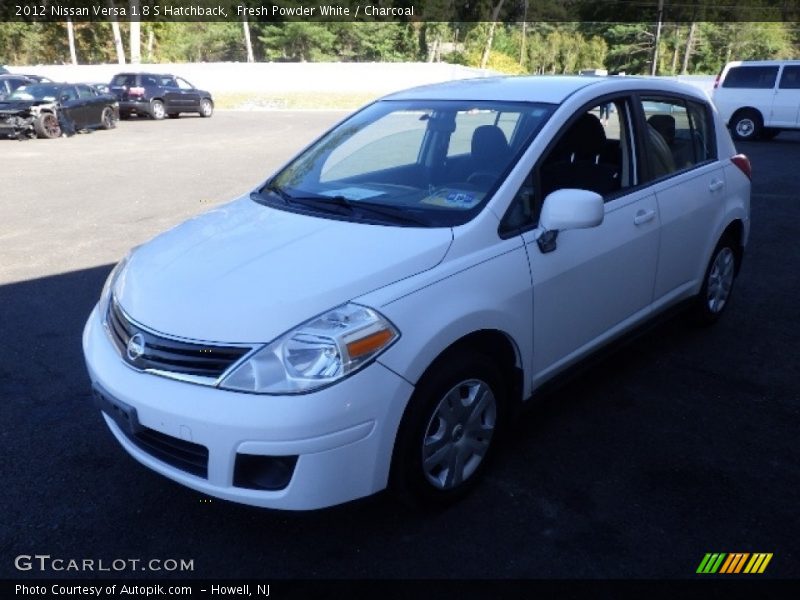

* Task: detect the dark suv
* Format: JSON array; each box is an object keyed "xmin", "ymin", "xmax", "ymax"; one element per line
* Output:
[{"xmin": 109, "ymin": 72, "xmax": 214, "ymax": 120}]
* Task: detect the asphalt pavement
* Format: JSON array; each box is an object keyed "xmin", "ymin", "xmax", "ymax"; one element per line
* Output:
[{"xmin": 1, "ymin": 113, "xmax": 798, "ymax": 580}]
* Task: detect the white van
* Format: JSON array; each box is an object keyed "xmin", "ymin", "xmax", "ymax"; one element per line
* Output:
[{"xmin": 713, "ymin": 59, "xmax": 800, "ymax": 141}]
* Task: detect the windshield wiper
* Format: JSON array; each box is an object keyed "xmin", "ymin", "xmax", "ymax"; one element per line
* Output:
[
  {"xmin": 283, "ymin": 194, "xmax": 355, "ymax": 216},
  {"xmin": 353, "ymin": 201, "xmax": 428, "ymax": 226},
  {"xmin": 253, "ymin": 188, "xmax": 427, "ymax": 226},
  {"xmin": 253, "ymin": 182, "xmax": 291, "ymax": 206}
]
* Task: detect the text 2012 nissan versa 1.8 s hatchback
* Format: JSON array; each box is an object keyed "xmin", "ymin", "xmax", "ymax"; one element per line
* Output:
[{"xmin": 84, "ymin": 76, "xmax": 751, "ymax": 510}]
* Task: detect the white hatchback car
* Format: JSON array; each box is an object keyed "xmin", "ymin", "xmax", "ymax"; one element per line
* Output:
[{"xmin": 83, "ymin": 76, "xmax": 751, "ymax": 510}]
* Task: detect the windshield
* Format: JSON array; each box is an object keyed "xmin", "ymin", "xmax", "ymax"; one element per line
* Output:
[
  {"xmin": 257, "ymin": 99, "xmax": 554, "ymax": 227},
  {"xmin": 9, "ymin": 84, "xmax": 62, "ymax": 102}
]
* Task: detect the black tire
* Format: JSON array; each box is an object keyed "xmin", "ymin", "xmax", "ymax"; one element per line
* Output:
[
  {"xmin": 99, "ymin": 106, "xmax": 115, "ymax": 130},
  {"xmin": 760, "ymin": 127, "xmax": 780, "ymax": 141},
  {"xmin": 33, "ymin": 112, "xmax": 61, "ymax": 139},
  {"xmin": 688, "ymin": 235, "xmax": 739, "ymax": 326},
  {"xmin": 150, "ymin": 99, "xmax": 165, "ymax": 120},
  {"xmin": 167, "ymin": 113, "xmax": 180, "ymax": 119},
  {"xmin": 729, "ymin": 109, "xmax": 762, "ymax": 141},
  {"xmin": 390, "ymin": 350, "xmax": 507, "ymax": 507},
  {"xmin": 199, "ymin": 98, "xmax": 214, "ymax": 118}
]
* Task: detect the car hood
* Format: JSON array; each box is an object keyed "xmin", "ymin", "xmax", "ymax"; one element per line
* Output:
[
  {"xmin": 114, "ymin": 197, "xmax": 453, "ymax": 343},
  {"xmin": 0, "ymin": 99, "xmax": 50, "ymax": 113}
]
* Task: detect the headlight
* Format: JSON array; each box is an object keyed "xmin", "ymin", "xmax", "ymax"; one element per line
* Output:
[
  {"xmin": 98, "ymin": 252, "xmax": 130, "ymax": 316},
  {"xmin": 220, "ymin": 303, "xmax": 399, "ymax": 395}
]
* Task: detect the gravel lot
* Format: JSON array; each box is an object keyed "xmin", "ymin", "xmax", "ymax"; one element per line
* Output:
[{"xmin": 1, "ymin": 113, "xmax": 798, "ymax": 580}]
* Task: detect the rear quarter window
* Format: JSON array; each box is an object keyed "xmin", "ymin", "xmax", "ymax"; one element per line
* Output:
[
  {"xmin": 722, "ymin": 66, "xmax": 779, "ymax": 89},
  {"xmin": 779, "ymin": 66, "xmax": 800, "ymax": 89},
  {"xmin": 111, "ymin": 74, "xmax": 137, "ymax": 87}
]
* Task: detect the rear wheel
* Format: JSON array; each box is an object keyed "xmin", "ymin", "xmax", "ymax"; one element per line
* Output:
[
  {"xmin": 729, "ymin": 109, "xmax": 761, "ymax": 141},
  {"xmin": 199, "ymin": 98, "xmax": 213, "ymax": 118},
  {"xmin": 391, "ymin": 351, "xmax": 506, "ymax": 507},
  {"xmin": 100, "ymin": 106, "xmax": 115, "ymax": 130},
  {"xmin": 689, "ymin": 236, "xmax": 739, "ymax": 326},
  {"xmin": 33, "ymin": 112, "xmax": 61, "ymax": 139},
  {"xmin": 150, "ymin": 99, "xmax": 165, "ymax": 120}
]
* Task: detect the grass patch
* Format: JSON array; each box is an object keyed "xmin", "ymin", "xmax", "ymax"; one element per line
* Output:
[{"xmin": 214, "ymin": 91, "xmax": 380, "ymax": 110}]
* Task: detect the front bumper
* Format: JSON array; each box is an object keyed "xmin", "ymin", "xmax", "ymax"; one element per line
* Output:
[{"xmin": 82, "ymin": 305, "xmax": 414, "ymax": 510}]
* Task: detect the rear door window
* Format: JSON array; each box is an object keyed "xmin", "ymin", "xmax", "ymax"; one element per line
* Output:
[
  {"xmin": 76, "ymin": 84, "xmax": 96, "ymax": 99},
  {"xmin": 639, "ymin": 96, "xmax": 716, "ymax": 181},
  {"xmin": 722, "ymin": 66, "xmax": 779, "ymax": 89}
]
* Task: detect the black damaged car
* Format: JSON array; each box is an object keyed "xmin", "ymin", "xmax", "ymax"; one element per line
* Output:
[{"xmin": 0, "ymin": 82, "xmax": 118, "ymax": 139}]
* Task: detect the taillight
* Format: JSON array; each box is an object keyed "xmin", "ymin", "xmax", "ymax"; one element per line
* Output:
[
  {"xmin": 731, "ymin": 154, "xmax": 751, "ymax": 180},
  {"xmin": 713, "ymin": 73, "xmax": 721, "ymax": 89},
  {"xmin": 128, "ymin": 86, "xmax": 145, "ymax": 97}
]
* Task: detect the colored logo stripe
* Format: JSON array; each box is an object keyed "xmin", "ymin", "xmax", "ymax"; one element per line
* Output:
[
  {"xmin": 697, "ymin": 553, "xmax": 773, "ymax": 574},
  {"xmin": 697, "ymin": 553, "xmax": 726, "ymax": 574},
  {"xmin": 744, "ymin": 553, "xmax": 773, "ymax": 574},
  {"xmin": 720, "ymin": 553, "xmax": 749, "ymax": 573}
]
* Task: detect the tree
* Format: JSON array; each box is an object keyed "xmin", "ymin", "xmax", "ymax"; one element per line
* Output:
[
  {"xmin": 130, "ymin": 0, "xmax": 140, "ymax": 64},
  {"xmin": 66, "ymin": 19, "xmax": 77, "ymax": 65},
  {"xmin": 480, "ymin": 0, "xmax": 506, "ymax": 69},
  {"xmin": 242, "ymin": 17, "xmax": 254, "ymax": 63},
  {"xmin": 109, "ymin": 0, "xmax": 125, "ymax": 65},
  {"xmin": 257, "ymin": 23, "xmax": 336, "ymax": 62}
]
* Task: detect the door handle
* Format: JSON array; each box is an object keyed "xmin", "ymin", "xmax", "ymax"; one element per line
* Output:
[
  {"xmin": 633, "ymin": 209, "xmax": 656, "ymax": 226},
  {"xmin": 709, "ymin": 179, "xmax": 725, "ymax": 192}
]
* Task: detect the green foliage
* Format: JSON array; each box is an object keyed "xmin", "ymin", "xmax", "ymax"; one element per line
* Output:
[
  {"xmin": 463, "ymin": 49, "xmax": 527, "ymax": 75},
  {"xmin": 257, "ymin": 22, "xmax": 336, "ymax": 62},
  {"xmin": 153, "ymin": 23, "xmax": 243, "ymax": 62},
  {"xmin": 0, "ymin": 20, "xmax": 796, "ymax": 74}
]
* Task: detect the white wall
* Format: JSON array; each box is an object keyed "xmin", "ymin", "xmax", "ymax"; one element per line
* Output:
[{"xmin": 12, "ymin": 62, "xmax": 497, "ymax": 96}]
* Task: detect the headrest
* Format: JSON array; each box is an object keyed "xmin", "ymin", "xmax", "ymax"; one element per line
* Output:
[
  {"xmin": 471, "ymin": 125, "xmax": 510, "ymax": 170},
  {"xmin": 558, "ymin": 112, "xmax": 607, "ymax": 160},
  {"xmin": 647, "ymin": 114, "xmax": 676, "ymax": 145}
]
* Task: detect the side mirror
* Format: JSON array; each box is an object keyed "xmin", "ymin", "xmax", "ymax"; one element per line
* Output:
[
  {"xmin": 537, "ymin": 189, "xmax": 604, "ymax": 253},
  {"xmin": 60, "ymin": 94, "xmax": 70, "ymax": 102}
]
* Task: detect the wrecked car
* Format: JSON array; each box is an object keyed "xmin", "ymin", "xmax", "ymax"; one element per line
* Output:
[{"xmin": 0, "ymin": 82, "xmax": 118, "ymax": 139}]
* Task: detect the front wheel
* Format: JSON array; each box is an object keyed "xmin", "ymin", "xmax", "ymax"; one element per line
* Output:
[
  {"xmin": 199, "ymin": 98, "xmax": 213, "ymax": 118},
  {"xmin": 34, "ymin": 112, "xmax": 61, "ymax": 139},
  {"xmin": 391, "ymin": 351, "xmax": 506, "ymax": 507},
  {"xmin": 689, "ymin": 237, "xmax": 739, "ymax": 326}
]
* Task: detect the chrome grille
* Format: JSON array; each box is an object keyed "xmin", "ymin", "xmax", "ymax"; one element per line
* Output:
[{"xmin": 105, "ymin": 299, "xmax": 251, "ymax": 379}]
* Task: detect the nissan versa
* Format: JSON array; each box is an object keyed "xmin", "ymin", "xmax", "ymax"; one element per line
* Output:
[{"xmin": 83, "ymin": 76, "xmax": 751, "ymax": 510}]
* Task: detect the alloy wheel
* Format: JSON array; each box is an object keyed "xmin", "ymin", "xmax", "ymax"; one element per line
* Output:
[
  {"xmin": 421, "ymin": 378, "xmax": 497, "ymax": 490},
  {"xmin": 707, "ymin": 247, "xmax": 735, "ymax": 314}
]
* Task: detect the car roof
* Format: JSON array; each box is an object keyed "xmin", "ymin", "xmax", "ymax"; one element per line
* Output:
[
  {"xmin": 724, "ymin": 60, "xmax": 800, "ymax": 67},
  {"xmin": 114, "ymin": 72, "xmax": 175, "ymax": 77},
  {"xmin": 382, "ymin": 75, "xmax": 706, "ymax": 104}
]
